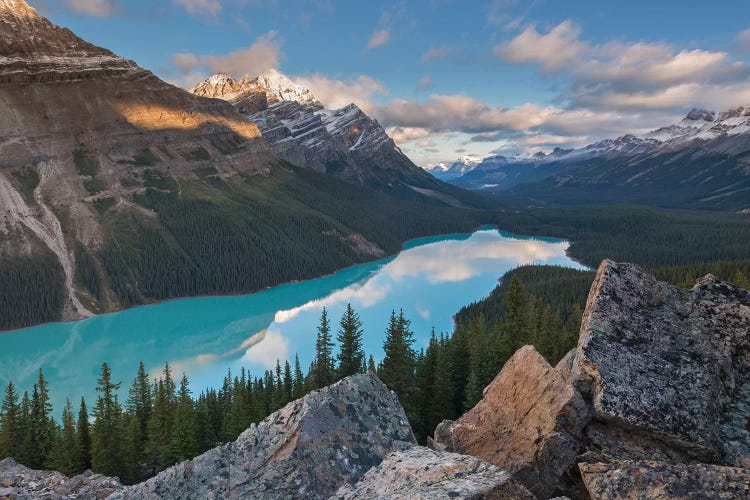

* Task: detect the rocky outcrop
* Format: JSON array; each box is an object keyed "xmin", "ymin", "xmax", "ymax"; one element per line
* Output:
[
  {"xmin": 114, "ymin": 372, "xmax": 415, "ymax": 499},
  {"xmin": 434, "ymin": 260, "xmax": 750, "ymax": 498},
  {"xmin": 334, "ymin": 447, "xmax": 535, "ymax": 499},
  {"xmin": 0, "ymin": 458, "xmax": 123, "ymax": 498},
  {"xmin": 579, "ymin": 461, "xmax": 750, "ymax": 499},
  {"xmin": 573, "ymin": 261, "xmax": 750, "ymax": 466},
  {"xmin": 433, "ymin": 345, "xmax": 589, "ymax": 498}
]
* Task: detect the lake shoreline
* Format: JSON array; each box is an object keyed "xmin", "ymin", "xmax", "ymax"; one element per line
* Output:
[{"xmin": 1, "ymin": 224, "xmax": 579, "ymax": 335}]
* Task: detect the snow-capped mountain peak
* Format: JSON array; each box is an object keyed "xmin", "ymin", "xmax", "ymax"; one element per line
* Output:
[{"xmin": 192, "ymin": 70, "xmax": 320, "ymax": 107}]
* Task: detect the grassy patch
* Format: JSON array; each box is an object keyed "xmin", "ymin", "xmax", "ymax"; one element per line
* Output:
[
  {"xmin": 83, "ymin": 177, "xmax": 106, "ymax": 194},
  {"xmin": 93, "ymin": 197, "xmax": 116, "ymax": 214},
  {"xmin": 73, "ymin": 145, "xmax": 98, "ymax": 177},
  {"xmin": 184, "ymin": 147, "xmax": 211, "ymax": 162},
  {"xmin": 134, "ymin": 148, "xmax": 161, "ymax": 167},
  {"xmin": 12, "ymin": 167, "xmax": 40, "ymax": 205}
]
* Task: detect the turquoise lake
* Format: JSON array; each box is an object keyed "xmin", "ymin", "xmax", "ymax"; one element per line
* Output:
[{"xmin": 0, "ymin": 228, "xmax": 586, "ymax": 414}]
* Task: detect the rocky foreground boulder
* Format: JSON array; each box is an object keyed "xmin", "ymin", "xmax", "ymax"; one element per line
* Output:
[
  {"xmin": 334, "ymin": 447, "xmax": 534, "ymax": 499},
  {"xmin": 433, "ymin": 260, "xmax": 750, "ymax": 499},
  {"xmin": 0, "ymin": 371, "xmax": 528, "ymax": 499},
  {"xmin": 114, "ymin": 372, "xmax": 415, "ymax": 499}
]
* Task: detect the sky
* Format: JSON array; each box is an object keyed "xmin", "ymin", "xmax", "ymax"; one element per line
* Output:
[{"xmin": 31, "ymin": 0, "xmax": 750, "ymax": 167}]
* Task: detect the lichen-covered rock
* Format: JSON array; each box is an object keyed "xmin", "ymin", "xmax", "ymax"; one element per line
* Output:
[
  {"xmin": 432, "ymin": 345, "xmax": 590, "ymax": 498},
  {"xmin": 573, "ymin": 260, "xmax": 750, "ymax": 466},
  {"xmin": 0, "ymin": 458, "xmax": 123, "ymax": 499},
  {"xmin": 115, "ymin": 372, "xmax": 415, "ymax": 499},
  {"xmin": 579, "ymin": 461, "xmax": 750, "ymax": 499},
  {"xmin": 333, "ymin": 447, "xmax": 534, "ymax": 499}
]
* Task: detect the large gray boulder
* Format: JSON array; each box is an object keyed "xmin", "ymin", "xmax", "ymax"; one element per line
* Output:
[
  {"xmin": 333, "ymin": 446, "xmax": 535, "ymax": 499},
  {"xmin": 115, "ymin": 372, "xmax": 415, "ymax": 499},
  {"xmin": 433, "ymin": 260, "xmax": 750, "ymax": 498},
  {"xmin": 573, "ymin": 260, "xmax": 750, "ymax": 466}
]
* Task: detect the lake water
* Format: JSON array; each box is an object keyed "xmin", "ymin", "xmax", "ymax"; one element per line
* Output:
[{"xmin": 0, "ymin": 228, "xmax": 586, "ymax": 414}]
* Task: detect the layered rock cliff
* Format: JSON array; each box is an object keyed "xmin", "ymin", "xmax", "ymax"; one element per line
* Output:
[
  {"xmin": 434, "ymin": 260, "xmax": 750, "ymax": 498},
  {"xmin": 0, "ymin": 0, "xmax": 275, "ymax": 323},
  {"xmin": 190, "ymin": 71, "xmax": 464, "ymax": 199}
]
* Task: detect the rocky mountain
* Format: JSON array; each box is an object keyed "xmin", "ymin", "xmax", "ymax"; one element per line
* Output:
[
  {"xmin": 2, "ymin": 260, "xmax": 748, "ymax": 498},
  {"xmin": 434, "ymin": 260, "xmax": 750, "ymax": 498},
  {"xmin": 190, "ymin": 71, "xmax": 472, "ymax": 202},
  {"xmin": 0, "ymin": 0, "xmax": 486, "ymax": 331},
  {"xmin": 442, "ymin": 108, "xmax": 750, "ymax": 211},
  {"xmin": 424, "ymin": 156, "xmax": 481, "ymax": 181}
]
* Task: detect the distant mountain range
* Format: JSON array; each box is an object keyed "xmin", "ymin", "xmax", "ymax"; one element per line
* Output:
[
  {"xmin": 430, "ymin": 108, "xmax": 750, "ymax": 211},
  {"xmin": 0, "ymin": 0, "xmax": 485, "ymax": 330}
]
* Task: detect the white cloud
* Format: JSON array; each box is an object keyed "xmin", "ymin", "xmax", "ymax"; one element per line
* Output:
[
  {"xmin": 172, "ymin": 31, "xmax": 282, "ymax": 83},
  {"xmin": 494, "ymin": 20, "xmax": 586, "ymax": 70},
  {"xmin": 737, "ymin": 28, "xmax": 750, "ymax": 52},
  {"xmin": 422, "ymin": 46, "xmax": 454, "ymax": 62},
  {"xmin": 243, "ymin": 330, "xmax": 289, "ymax": 369},
  {"xmin": 64, "ymin": 0, "xmax": 117, "ymax": 16},
  {"xmin": 173, "ymin": 0, "xmax": 222, "ymax": 16},
  {"xmin": 367, "ymin": 29, "xmax": 390, "ymax": 49},
  {"xmin": 295, "ymin": 74, "xmax": 387, "ymax": 112},
  {"xmin": 386, "ymin": 127, "xmax": 442, "ymax": 144}
]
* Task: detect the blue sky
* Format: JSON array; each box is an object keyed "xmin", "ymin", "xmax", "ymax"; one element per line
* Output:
[{"xmin": 34, "ymin": 0, "xmax": 750, "ymax": 166}]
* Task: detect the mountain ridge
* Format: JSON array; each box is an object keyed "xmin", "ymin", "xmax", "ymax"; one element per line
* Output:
[{"xmin": 434, "ymin": 107, "xmax": 750, "ymax": 210}]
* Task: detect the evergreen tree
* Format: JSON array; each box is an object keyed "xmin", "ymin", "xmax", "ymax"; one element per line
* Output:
[
  {"xmin": 168, "ymin": 374, "xmax": 196, "ymax": 463},
  {"xmin": 91, "ymin": 363, "xmax": 124, "ymax": 477},
  {"xmin": 47, "ymin": 399, "xmax": 77, "ymax": 475},
  {"xmin": 503, "ymin": 276, "xmax": 528, "ymax": 348},
  {"xmin": 0, "ymin": 381, "xmax": 21, "ymax": 460},
  {"xmin": 126, "ymin": 361, "xmax": 152, "ymax": 460},
  {"xmin": 18, "ymin": 391, "xmax": 32, "ymax": 466},
  {"xmin": 367, "ymin": 355, "xmax": 376, "ymax": 372},
  {"xmin": 76, "ymin": 397, "xmax": 91, "ymax": 471},
  {"xmin": 378, "ymin": 310, "xmax": 417, "ymax": 420},
  {"xmin": 312, "ymin": 308, "xmax": 335, "ymax": 388},
  {"xmin": 283, "ymin": 361, "xmax": 293, "ymax": 404},
  {"xmin": 292, "ymin": 355, "xmax": 305, "ymax": 400},
  {"xmin": 336, "ymin": 303, "xmax": 365, "ymax": 378},
  {"xmin": 30, "ymin": 369, "xmax": 54, "ymax": 468}
]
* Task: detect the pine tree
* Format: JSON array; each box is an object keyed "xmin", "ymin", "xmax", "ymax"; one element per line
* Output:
[
  {"xmin": 126, "ymin": 361, "xmax": 152, "ymax": 460},
  {"xmin": 431, "ymin": 342, "xmax": 455, "ymax": 428},
  {"xmin": 0, "ymin": 381, "xmax": 21, "ymax": 460},
  {"xmin": 503, "ymin": 276, "xmax": 528, "ymax": 348},
  {"xmin": 169, "ymin": 374, "xmax": 196, "ymax": 464},
  {"xmin": 47, "ymin": 399, "xmax": 77, "ymax": 475},
  {"xmin": 378, "ymin": 310, "xmax": 417, "ymax": 420},
  {"xmin": 30, "ymin": 369, "xmax": 54, "ymax": 468},
  {"xmin": 76, "ymin": 397, "xmax": 91, "ymax": 471},
  {"xmin": 283, "ymin": 361, "xmax": 293, "ymax": 404},
  {"xmin": 91, "ymin": 363, "xmax": 123, "ymax": 477},
  {"xmin": 336, "ymin": 303, "xmax": 365, "ymax": 379},
  {"xmin": 292, "ymin": 355, "xmax": 305, "ymax": 400},
  {"xmin": 414, "ymin": 331, "xmax": 438, "ymax": 442},
  {"xmin": 18, "ymin": 391, "xmax": 32, "ymax": 466},
  {"xmin": 312, "ymin": 308, "xmax": 335, "ymax": 388},
  {"xmin": 146, "ymin": 363, "xmax": 177, "ymax": 470},
  {"xmin": 367, "ymin": 355, "xmax": 376, "ymax": 372}
]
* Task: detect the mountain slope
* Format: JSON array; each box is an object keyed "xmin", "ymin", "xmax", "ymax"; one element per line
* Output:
[
  {"xmin": 190, "ymin": 71, "xmax": 483, "ymax": 206},
  {"xmin": 442, "ymin": 108, "xmax": 750, "ymax": 211},
  {"xmin": 0, "ymin": 1, "xmax": 485, "ymax": 330}
]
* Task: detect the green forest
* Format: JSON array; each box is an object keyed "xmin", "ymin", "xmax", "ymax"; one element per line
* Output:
[
  {"xmin": 3, "ymin": 264, "xmax": 750, "ymax": 479},
  {"xmin": 3, "ymin": 159, "xmax": 750, "ymax": 332}
]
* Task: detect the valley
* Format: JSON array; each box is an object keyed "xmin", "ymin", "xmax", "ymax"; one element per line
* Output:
[{"xmin": 1, "ymin": 0, "xmax": 749, "ymax": 498}]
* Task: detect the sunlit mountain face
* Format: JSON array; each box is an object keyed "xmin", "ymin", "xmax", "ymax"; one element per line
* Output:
[{"xmin": 0, "ymin": 229, "xmax": 585, "ymax": 415}]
